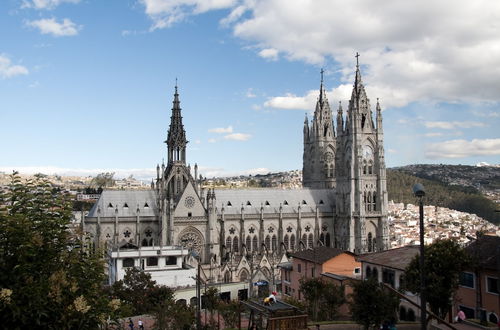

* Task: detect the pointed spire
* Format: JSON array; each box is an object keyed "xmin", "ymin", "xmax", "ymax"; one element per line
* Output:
[
  {"xmin": 354, "ymin": 52, "xmax": 363, "ymax": 93},
  {"xmin": 166, "ymin": 83, "xmax": 188, "ymax": 164},
  {"xmin": 319, "ymin": 68, "xmax": 326, "ymax": 106},
  {"xmin": 337, "ymin": 101, "xmax": 343, "ymax": 115},
  {"xmin": 376, "ymin": 98, "xmax": 381, "ymax": 112}
]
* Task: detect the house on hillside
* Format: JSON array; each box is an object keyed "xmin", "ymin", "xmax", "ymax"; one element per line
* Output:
[
  {"xmin": 279, "ymin": 246, "xmax": 360, "ymax": 301},
  {"xmin": 454, "ymin": 234, "xmax": 499, "ymax": 324},
  {"xmin": 357, "ymin": 245, "xmax": 421, "ymax": 322}
]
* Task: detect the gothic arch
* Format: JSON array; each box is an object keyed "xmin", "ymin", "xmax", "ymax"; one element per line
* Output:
[
  {"xmin": 232, "ymin": 236, "xmax": 239, "ymax": 253},
  {"xmin": 226, "ymin": 237, "xmax": 232, "ymax": 251},
  {"xmin": 290, "ymin": 234, "xmax": 296, "ymax": 251},
  {"xmin": 178, "ymin": 226, "xmax": 205, "ymax": 256},
  {"xmin": 239, "ymin": 269, "xmax": 249, "ymax": 282}
]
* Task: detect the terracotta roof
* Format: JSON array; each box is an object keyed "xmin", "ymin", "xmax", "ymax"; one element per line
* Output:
[
  {"xmin": 465, "ymin": 235, "xmax": 500, "ymax": 270},
  {"xmin": 291, "ymin": 246, "xmax": 353, "ymax": 264},
  {"xmin": 357, "ymin": 245, "xmax": 420, "ymax": 270}
]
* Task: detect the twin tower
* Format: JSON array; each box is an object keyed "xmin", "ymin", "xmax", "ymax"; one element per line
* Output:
[{"xmin": 303, "ymin": 62, "xmax": 388, "ymax": 252}]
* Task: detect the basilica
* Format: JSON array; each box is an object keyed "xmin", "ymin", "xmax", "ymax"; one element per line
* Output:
[{"xmin": 85, "ymin": 60, "xmax": 389, "ymax": 284}]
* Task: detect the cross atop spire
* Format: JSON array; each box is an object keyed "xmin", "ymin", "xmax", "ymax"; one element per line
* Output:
[
  {"xmin": 320, "ymin": 68, "xmax": 324, "ymax": 85},
  {"xmin": 355, "ymin": 52, "xmax": 360, "ymax": 68}
]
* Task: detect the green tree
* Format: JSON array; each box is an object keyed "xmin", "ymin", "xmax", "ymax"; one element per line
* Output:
[
  {"xmin": 349, "ymin": 278, "xmax": 399, "ymax": 329},
  {"xmin": 299, "ymin": 277, "xmax": 345, "ymax": 321},
  {"xmin": 403, "ymin": 239, "xmax": 470, "ymax": 319},
  {"xmin": 0, "ymin": 172, "xmax": 116, "ymax": 328},
  {"xmin": 218, "ymin": 300, "xmax": 242, "ymax": 329},
  {"xmin": 90, "ymin": 172, "xmax": 115, "ymax": 188},
  {"xmin": 111, "ymin": 267, "xmax": 175, "ymax": 316}
]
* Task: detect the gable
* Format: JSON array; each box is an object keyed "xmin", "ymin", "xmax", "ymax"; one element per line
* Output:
[{"xmin": 174, "ymin": 181, "xmax": 206, "ymax": 217}]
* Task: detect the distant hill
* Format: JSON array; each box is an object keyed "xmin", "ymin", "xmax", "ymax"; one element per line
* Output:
[{"xmin": 387, "ymin": 165, "xmax": 500, "ymax": 225}]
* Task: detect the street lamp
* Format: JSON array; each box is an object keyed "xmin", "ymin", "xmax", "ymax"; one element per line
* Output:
[
  {"xmin": 189, "ymin": 250, "xmax": 202, "ymax": 330},
  {"xmin": 413, "ymin": 183, "xmax": 426, "ymax": 330}
]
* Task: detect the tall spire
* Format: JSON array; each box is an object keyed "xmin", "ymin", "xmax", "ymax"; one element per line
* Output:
[
  {"xmin": 354, "ymin": 52, "xmax": 363, "ymax": 94},
  {"xmin": 319, "ymin": 68, "xmax": 325, "ymax": 105},
  {"xmin": 166, "ymin": 83, "xmax": 188, "ymax": 164}
]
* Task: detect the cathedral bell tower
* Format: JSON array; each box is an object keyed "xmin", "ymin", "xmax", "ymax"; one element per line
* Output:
[
  {"xmin": 334, "ymin": 54, "xmax": 389, "ymax": 253},
  {"xmin": 302, "ymin": 69, "xmax": 336, "ymax": 189},
  {"xmin": 156, "ymin": 84, "xmax": 198, "ymax": 246}
]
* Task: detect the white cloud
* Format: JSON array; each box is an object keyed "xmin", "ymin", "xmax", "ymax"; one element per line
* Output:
[
  {"xmin": 138, "ymin": 0, "xmax": 500, "ymax": 107},
  {"xmin": 208, "ymin": 126, "xmax": 233, "ymax": 133},
  {"xmin": 423, "ymin": 132, "xmax": 444, "ymax": 137},
  {"xmin": 424, "ymin": 121, "xmax": 486, "ymax": 130},
  {"xmin": 470, "ymin": 110, "xmax": 500, "ymax": 118},
  {"xmin": 208, "ymin": 138, "xmax": 217, "ymax": 143},
  {"xmin": 27, "ymin": 18, "xmax": 81, "ymax": 36},
  {"xmin": 198, "ymin": 166, "xmax": 271, "ymax": 178},
  {"xmin": 258, "ymin": 48, "xmax": 278, "ymax": 61},
  {"xmin": 246, "ymin": 88, "xmax": 256, "ymax": 98},
  {"xmin": 224, "ymin": 133, "xmax": 251, "ymax": 141},
  {"xmin": 194, "ymin": 139, "xmax": 201, "ymax": 144},
  {"xmin": 425, "ymin": 138, "xmax": 500, "ymax": 159},
  {"xmin": 0, "ymin": 55, "xmax": 29, "ymax": 78},
  {"xmin": 22, "ymin": 0, "xmax": 80, "ymax": 10},
  {"xmin": 139, "ymin": 0, "xmax": 236, "ymax": 30},
  {"xmin": 0, "ymin": 166, "xmax": 156, "ymax": 181}
]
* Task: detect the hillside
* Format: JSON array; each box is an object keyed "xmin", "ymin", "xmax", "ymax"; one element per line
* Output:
[{"xmin": 387, "ymin": 168, "xmax": 500, "ymax": 225}]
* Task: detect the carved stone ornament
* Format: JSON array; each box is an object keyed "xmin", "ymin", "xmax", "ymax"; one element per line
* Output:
[
  {"xmin": 185, "ymin": 195, "xmax": 195, "ymax": 208},
  {"xmin": 180, "ymin": 230, "xmax": 203, "ymax": 254}
]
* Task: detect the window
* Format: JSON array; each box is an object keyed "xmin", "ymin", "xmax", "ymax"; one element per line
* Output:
[
  {"xmin": 123, "ymin": 258, "xmax": 134, "ymax": 268},
  {"xmin": 298, "ymin": 263, "xmax": 301, "ymax": 273},
  {"xmin": 272, "ymin": 235, "xmax": 277, "ymax": 251},
  {"xmin": 252, "ymin": 236, "xmax": 258, "ymax": 252},
  {"xmin": 188, "ymin": 212, "xmax": 192, "ymax": 217},
  {"xmin": 459, "ymin": 272, "xmax": 474, "ymax": 288},
  {"xmin": 144, "ymin": 202, "xmax": 149, "ymax": 208},
  {"xmin": 354, "ymin": 267, "xmax": 361, "ymax": 274},
  {"xmin": 265, "ymin": 235, "xmax": 270, "ymax": 249},
  {"xmin": 246, "ymin": 201, "xmax": 251, "ymax": 206},
  {"xmin": 226, "ymin": 237, "xmax": 232, "ymax": 250},
  {"xmin": 108, "ymin": 203, "xmax": 113, "ymax": 208},
  {"xmin": 382, "ymin": 268, "xmax": 395, "ymax": 288},
  {"xmin": 123, "ymin": 203, "xmax": 129, "ymax": 208},
  {"xmin": 290, "ymin": 234, "xmax": 295, "ymax": 251},
  {"xmin": 459, "ymin": 305, "xmax": 475, "ymax": 319},
  {"xmin": 265, "ymin": 201, "xmax": 270, "ymax": 206},
  {"xmin": 147, "ymin": 257, "xmax": 158, "ymax": 266},
  {"xmin": 233, "ymin": 236, "xmax": 239, "ymax": 253},
  {"xmin": 284, "ymin": 235, "xmax": 289, "ymax": 250},
  {"xmin": 283, "ymin": 200, "xmax": 288, "ymax": 205},
  {"xmin": 227, "ymin": 201, "xmax": 232, "ymax": 206},
  {"xmin": 486, "ymin": 276, "xmax": 499, "ymax": 294},
  {"xmin": 166, "ymin": 256, "xmax": 177, "ymax": 265}
]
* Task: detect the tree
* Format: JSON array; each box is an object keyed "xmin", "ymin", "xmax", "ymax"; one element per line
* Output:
[
  {"xmin": 349, "ymin": 278, "xmax": 399, "ymax": 329},
  {"xmin": 218, "ymin": 300, "xmax": 242, "ymax": 329},
  {"xmin": 299, "ymin": 277, "xmax": 345, "ymax": 321},
  {"xmin": 90, "ymin": 172, "xmax": 115, "ymax": 188},
  {"xmin": 403, "ymin": 239, "xmax": 470, "ymax": 319},
  {"xmin": 0, "ymin": 172, "xmax": 117, "ymax": 328},
  {"xmin": 111, "ymin": 267, "xmax": 175, "ymax": 316}
]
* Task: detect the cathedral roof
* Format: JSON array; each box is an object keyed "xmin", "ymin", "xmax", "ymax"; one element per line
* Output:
[
  {"xmin": 214, "ymin": 188, "xmax": 335, "ymax": 215},
  {"xmin": 87, "ymin": 190, "xmax": 158, "ymax": 217}
]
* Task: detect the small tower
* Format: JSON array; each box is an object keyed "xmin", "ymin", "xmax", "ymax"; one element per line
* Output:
[
  {"xmin": 302, "ymin": 69, "xmax": 336, "ymax": 189},
  {"xmin": 334, "ymin": 53, "xmax": 389, "ymax": 253},
  {"xmin": 166, "ymin": 83, "xmax": 188, "ymax": 164}
]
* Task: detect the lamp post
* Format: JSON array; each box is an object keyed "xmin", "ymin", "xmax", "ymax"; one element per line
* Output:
[
  {"xmin": 413, "ymin": 183, "xmax": 426, "ymax": 330},
  {"xmin": 189, "ymin": 250, "xmax": 202, "ymax": 330}
]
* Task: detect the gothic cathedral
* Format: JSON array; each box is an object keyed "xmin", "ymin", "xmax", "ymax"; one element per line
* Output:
[{"xmin": 84, "ymin": 58, "xmax": 389, "ymax": 283}]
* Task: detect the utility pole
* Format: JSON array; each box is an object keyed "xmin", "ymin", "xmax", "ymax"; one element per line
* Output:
[{"xmin": 413, "ymin": 183, "xmax": 426, "ymax": 330}]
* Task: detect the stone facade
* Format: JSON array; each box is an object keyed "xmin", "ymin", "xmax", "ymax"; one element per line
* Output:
[{"xmin": 84, "ymin": 61, "xmax": 389, "ymax": 285}]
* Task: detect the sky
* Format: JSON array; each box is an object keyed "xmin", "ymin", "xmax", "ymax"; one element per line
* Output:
[{"xmin": 1, "ymin": 0, "xmax": 500, "ymax": 180}]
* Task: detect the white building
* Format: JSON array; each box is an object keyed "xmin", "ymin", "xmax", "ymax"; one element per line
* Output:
[{"xmin": 109, "ymin": 245, "xmax": 196, "ymax": 288}]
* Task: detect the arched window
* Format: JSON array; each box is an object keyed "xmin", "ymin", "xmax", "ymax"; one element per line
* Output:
[
  {"xmin": 367, "ymin": 192, "xmax": 372, "ymax": 211},
  {"xmin": 233, "ymin": 236, "xmax": 239, "ymax": 253},
  {"xmin": 142, "ymin": 238, "xmax": 148, "ymax": 247},
  {"xmin": 363, "ymin": 192, "xmax": 367, "ymax": 211},
  {"xmin": 271, "ymin": 235, "xmax": 277, "ymax": 251},
  {"xmin": 329, "ymin": 165, "xmax": 334, "ymax": 178},
  {"xmin": 372, "ymin": 268, "xmax": 378, "ymax": 281},
  {"xmin": 239, "ymin": 270, "xmax": 249, "ymax": 282},
  {"xmin": 302, "ymin": 234, "xmax": 307, "ymax": 248},
  {"xmin": 308, "ymin": 233, "xmax": 313, "ymax": 248},
  {"xmin": 149, "ymin": 238, "xmax": 153, "ymax": 246},
  {"xmin": 367, "ymin": 232, "xmax": 373, "ymax": 252},
  {"xmin": 399, "ymin": 306, "xmax": 407, "ymax": 321},
  {"xmin": 320, "ymin": 233, "xmax": 325, "ymax": 245},
  {"xmin": 224, "ymin": 271, "xmax": 231, "ymax": 283},
  {"xmin": 226, "ymin": 237, "xmax": 232, "ymax": 251},
  {"xmin": 373, "ymin": 192, "xmax": 377, "ymax": 211},
  {"xmin": 363, "ymin": 161, "xmax": 367, "ymax": 175},
  {"xmin": 290, "ymin": 234, "xmax": 296, "ymax": 251},
  {"xmin": 368, "ymin": 161, "xmax": 373, "ymax": 174},
  {"xmin": 246, "ymin": 236, "xmax": 251, "ymax": 252},
  {"xmin": 252, "ymin": 236, "xmax": 258, "ymax": 252},
  {"xmin": 284, "ymin": 235, "xmax": 289, "ymax": 250},
  {"xmin": 366, "ymin": 266, "xmax": 372, "ymax": 279},
  {"xmin": 325, "ymin": 233, "xmax": 331, "ymax": 247},
  {"xmin": 265, "ymin": 235, "xmax": 271, "ymax": 250},
  {"xmin": 488, "ymin": 313, "xmax": 498, "ymax": 324}
]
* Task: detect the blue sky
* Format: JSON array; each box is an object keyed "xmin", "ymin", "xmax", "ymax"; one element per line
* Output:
[{"xmin": 1, "ymin": 0, "xmax": 499, "ymax": 180}]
